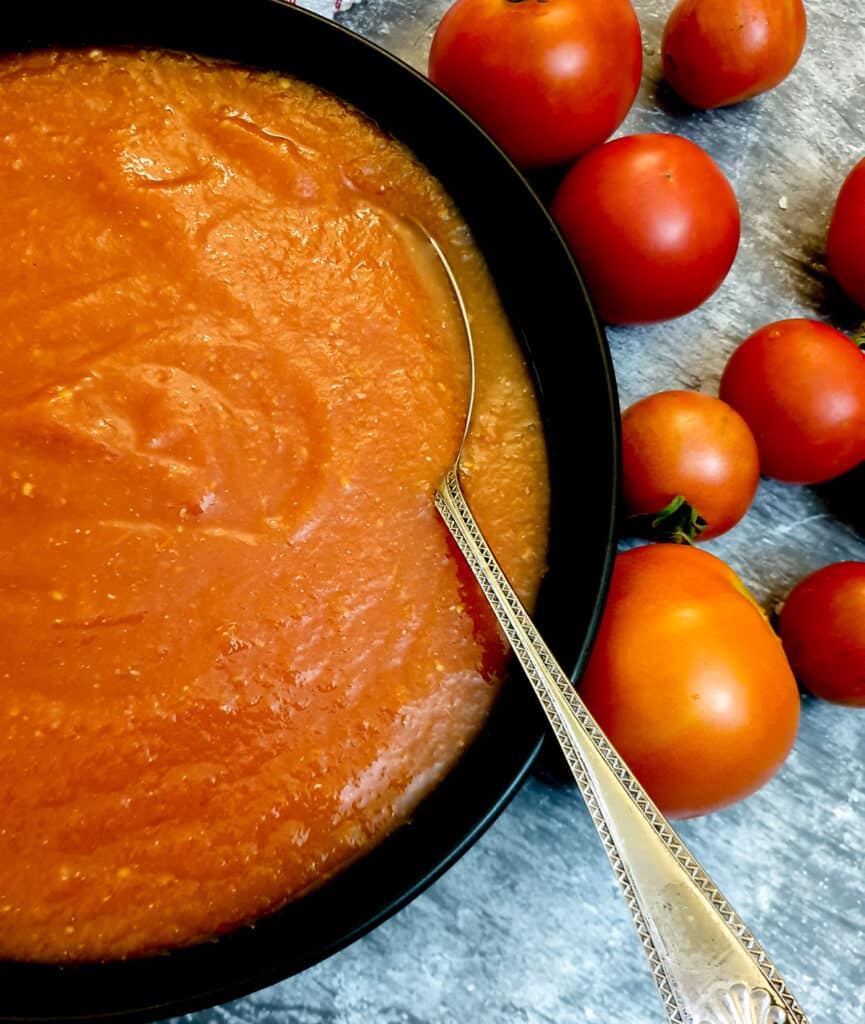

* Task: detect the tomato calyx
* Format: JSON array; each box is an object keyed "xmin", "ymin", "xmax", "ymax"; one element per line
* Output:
[
  {"xmin": 853, "ymin": 323, "xmax": 865, "ymax": 352},
  {"xmin": 627, "ymin": 495, "xmax": 708, "ymax": 545}
]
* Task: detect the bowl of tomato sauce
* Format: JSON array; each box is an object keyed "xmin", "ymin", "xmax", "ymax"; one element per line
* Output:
[{"xmin": 0, "ymin": 1, "xmax": 617, "ymax": 1019}]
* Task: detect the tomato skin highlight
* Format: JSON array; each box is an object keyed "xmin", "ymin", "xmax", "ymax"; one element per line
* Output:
[
  {"xmin": 827, "ymin": 157, "xmax": 865, "ymax": 311},
  {"xmin": 719, "ymin": 319, "xmax": 865, "ymax": 484},
  {"xmin": 662, "ymin": 0, "xmax": 807, "ymax": 110},
  {"xmin": 779, "ymin": 562, "xmax": 865, "ymax": 707},
  {"xmin": 579, "ymin": 545, "xmax": 800, "ymax": 820},
  {"xmin": 428, "ymin": 0, "xmax": 642, "ymax": 169},
  {"xmin": 550, "ymin": 134, "xmax": 740, "ymax": 325},
  {"xmin": 621, "ymin": 390, "xmax": 760, "ymax": 541}
]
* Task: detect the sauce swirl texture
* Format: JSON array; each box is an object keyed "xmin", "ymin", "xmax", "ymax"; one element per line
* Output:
[{"xmin": 0, "ymin": 50, "xmax": 549, "ymax": 961}]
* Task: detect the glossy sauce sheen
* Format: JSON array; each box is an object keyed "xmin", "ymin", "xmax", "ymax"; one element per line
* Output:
[{"xmin": 0, "ymin": 50, "xmax": 550, "ymax": 961}]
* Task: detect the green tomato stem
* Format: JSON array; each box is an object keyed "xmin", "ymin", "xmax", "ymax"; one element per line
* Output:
[{"xmin": 627, "ymin": 495, "xmax": 708, "ymax": 546}]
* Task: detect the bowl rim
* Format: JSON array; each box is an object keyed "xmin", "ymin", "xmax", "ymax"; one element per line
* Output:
[{"xmin": 0, "ymin": 2, "xmax": 620, "ymax": 1020}]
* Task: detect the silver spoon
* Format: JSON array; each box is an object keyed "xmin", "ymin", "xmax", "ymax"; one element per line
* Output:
[{"xmin": 421, "ymin": 227, "xmax": 810, "ymax": 1024}]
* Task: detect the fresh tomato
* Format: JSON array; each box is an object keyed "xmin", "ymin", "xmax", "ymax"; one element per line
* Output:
[
  {"xmin": 827, "ymin": 157, "xmax": 865, "ymax": 310},
  {"xmin": 779, "ymin": 562, "xmax": 865, "ymax": 706},
  {"xmin": 621, "ymin": 390, "xmax": 760, "ymax": 542},
  {"xmin": 427, "ymin": 0, "xmax": 642, "ymax": 169},
  {"xmin": 550, "ymin": 134, "xmax": 740, "ymax": 324},
  {"xmin": 719, "ymin": 319, "xmax": 865, "ymax": 484},
  {"xmin": 662, "ymin": 0, "xmax": 807, "ymax": 109},
  {"xmin": 579, "ymin": 545, "xmax": 800, "ymax": 819}
]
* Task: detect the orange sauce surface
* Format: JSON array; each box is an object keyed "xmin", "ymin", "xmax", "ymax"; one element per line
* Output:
[{"xmin": 0, "ymin": 49, "xmax": 549, "ymax": 961}]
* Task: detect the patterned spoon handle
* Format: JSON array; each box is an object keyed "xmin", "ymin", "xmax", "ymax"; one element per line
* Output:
[{"xmin": 435, "ymin": 468, "xmax": 809, "ymax": 1024}]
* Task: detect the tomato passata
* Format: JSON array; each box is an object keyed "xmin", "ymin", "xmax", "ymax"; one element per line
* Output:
[
  {"xmin": 662, "ymin": 0, "xmax": 807, "ymax": 109},
  {"xmin": 579, "ymin": 545, "xmax": 800, "ymax": 819},
  {"xmin": 720, "ymin": 319, "xmax": 865, "ymax": 484},
  {"xmin": 827, "ymin": 157, "xmax": 865, "ymax": 310},
  {"xmin": 779, "ymin": 562, "xmax": 865, "ymax": 707},
  {"xmin": 621, "ymin": 390, "xmax": 760, "ymax": 542},
  {"xmin": 428, "ymin": 0, "xmax": 642, "ymax": 168}
]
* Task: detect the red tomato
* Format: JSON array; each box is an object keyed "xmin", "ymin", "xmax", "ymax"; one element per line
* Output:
[
  {"xmin": 579, "ymin": 545, "xmax": 800, "ymax": 819},
  {"xmin": 719, "ymin": 319, "xmax": 865, "ymax": 484},
  {"xmin": 662, "ymin": 0, "xmax": 807, "ymax": 109},
  {"xmin": 550, "ymin": 134, "xmax": 740, "ymax": 324},
  {"xmin": 428, "ymin": 0, "xmax": 642, "ymax": 169},
  {"xmin": 827, "ymin": 157, "xmax": 865, "ymax": 310},
  {"xmin": 779, "ymin": 562, "xmax": 865, "ymax": 706},
  {"xmin": 621, "ymin": 390, "xmax": 760, "ymax": 541}
]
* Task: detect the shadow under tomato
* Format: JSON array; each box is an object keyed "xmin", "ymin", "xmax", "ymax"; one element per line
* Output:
[
  {"xmin": 785, "ymin": 233, "xmax": 863, "ymax": 325},
  {"xmin": 649, "ymin": 76, "xmax": 704, "ymax": 118},
  {"xmin": 813, "ymin": 462, "xmax": 865, "ymax": 539}
]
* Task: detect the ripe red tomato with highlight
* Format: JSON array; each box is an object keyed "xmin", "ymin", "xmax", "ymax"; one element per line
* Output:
[
  {"xmin": 662, "ymin": 0, "xmax": 807, "ymax": 109},
  {"xmin": 779, "ymin": 562, "xmax": 865, "ymax": 707},
  {"xmin": 719, "ymin": 319, "xmax": 865, "ymax": 484},
  {"xmin": 827, "ymin": 157, "xmax": 865, "ymax": 310},
  {"xmin": 621, "ymin": 390, "xmax": 760, "ymax": 542},
  {"xmin": 579, "ymin": 545, "xmax": 800, "ymax": 820},
  {"xmin": 428, "ymin": 0, "xmax": 642, "ymax": 169},
  {"xmin": 550, "ymin": 134, "xmax": 740, "ymax": 325}
]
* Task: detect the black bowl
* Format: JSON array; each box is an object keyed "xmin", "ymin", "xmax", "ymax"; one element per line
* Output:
[{"xmin": 0, "ymin": 2, "xmax": 619, "ymax": 1020}]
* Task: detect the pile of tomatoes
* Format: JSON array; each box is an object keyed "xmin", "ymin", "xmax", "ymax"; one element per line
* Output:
[{"xmin": 429, "ymin": 0, "xmax": 865, "ymax": 819}]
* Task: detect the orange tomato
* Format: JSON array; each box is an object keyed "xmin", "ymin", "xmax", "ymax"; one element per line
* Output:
[
  {"xmin": 719, "ymin": 319, "xmax": 865, "ymax": 484},
  {"xmin": 621, "ymin": 390, "xmax": 760, "ymax": 541},
  {"xmin": 827, "ymin": 156, "xmax": 865, "ymax": 310},
  {"xmin": 550, "ymin": 134, "xmax": 740, "ymax": 325},
  {"xmin": 662, "ymin": 0, "xmax": 807, "ymax": 109},
  {"xmin": 779, "ymin": 562, "xmax": 865, "ymax": 706},
  {"xmin": 428, "ymin": 0, "xmax": 642, "ymax": 169},
  {"xmin": 579, "ymin": 545, "xmax": 800, "ymax": 819}
]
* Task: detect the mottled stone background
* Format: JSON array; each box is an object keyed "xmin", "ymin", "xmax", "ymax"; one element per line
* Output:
[{"xmin": 168, "ymin": 2, "xmax": 864, "ymax": 1021}]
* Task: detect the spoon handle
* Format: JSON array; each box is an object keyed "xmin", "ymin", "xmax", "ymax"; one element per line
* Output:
[{"xmin": 435, "ymin": 468, "xmax": 809, "ymax": 1024}]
